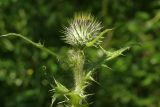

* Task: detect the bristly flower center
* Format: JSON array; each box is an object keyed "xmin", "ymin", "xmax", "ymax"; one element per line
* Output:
[{"xmin": 62, "ymin": 13, "xmax": 102, "ymax": 48}]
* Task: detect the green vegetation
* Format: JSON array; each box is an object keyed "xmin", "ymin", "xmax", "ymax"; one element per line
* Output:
[{"xmin": 0, "ymin": 0, "xmax": 160, "ymax": 107}]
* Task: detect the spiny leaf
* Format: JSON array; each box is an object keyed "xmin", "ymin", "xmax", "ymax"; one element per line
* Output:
[
  {"xmin": 100, "ymin": 46, "xmax": 130, "ymax": 61},
  {"xmin": 50, "ymin": 94, "xmax": 59, "ymax": 107},
  {"xmin": 85, "ymin": 71, "xmax": 93, "ymax": 82},
  {"xmin": 84, "ymin": 71, "xmax": 99, "ymax": 85},
  {"xmin": 54, "ymin": 79, "xmax": 69, "ymax": 94},
  {"xmin": 67, "ymin": 91, "xmax": 90, "ymax": 107},
  {"xmin": 68, "ymin": 92, "xmax": 82, "ymax": 106},
  {"xmin": 50, "ymin": 80, "xmax": 70, "ymax": 107},
  {"xmin": 86, "ymin": 28, "xmax": 113, "ymax": 47}
]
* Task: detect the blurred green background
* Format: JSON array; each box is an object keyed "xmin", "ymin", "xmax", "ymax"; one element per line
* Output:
[{"xmin": 0, "ymin": 0, "xmax": 160, "ymax": 107}]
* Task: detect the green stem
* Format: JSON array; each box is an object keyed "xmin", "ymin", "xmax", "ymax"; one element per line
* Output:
[
  {"xmin": 73, "ymin": 49, "xmax": 84, "ymax": 93},
  {"xmin": 0, "ymin": 33, "xmax": 58, "ymax": 59}
]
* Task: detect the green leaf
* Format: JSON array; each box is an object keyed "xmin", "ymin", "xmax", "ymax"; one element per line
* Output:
[
  {"xmin": 86, "ymin": 29, "xmax": 113, "ymax": 47},
  {"xmin": 54, "ymin": 79, "xmax": 69, "ymax": 94},
  {"xmin": 50, "ymin": 79, "xmax": 70, "ymax": 106},
  {"xmin": 51, "ymin": 94, "xmax": 59, "ymax": 107},
  {"xmin": 100, "ymin": 46, "xmax": 130, "ymax": 61}
]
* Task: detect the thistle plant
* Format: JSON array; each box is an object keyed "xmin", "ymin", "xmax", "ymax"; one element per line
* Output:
[
  {"xmin": 0, "ymin": 12, "xmax": 129, "ymax": 107},
  {"xmin": 55, "ymin": 13, "xmax": 129, "ymax": 107}
]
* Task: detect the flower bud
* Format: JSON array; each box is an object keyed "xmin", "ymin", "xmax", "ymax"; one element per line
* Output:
[{"xmin": 62, "ymin": 13, "xmax": 102, "ymax": 48}]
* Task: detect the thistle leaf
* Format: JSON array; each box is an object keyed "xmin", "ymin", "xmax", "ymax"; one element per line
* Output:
[
  {"xmin": 54, "ymin": 79, "xmax": 69, "ymax": 94},
  {"xmin": 86, "ymin": 29, "xmax": 113, "ymax": 47},
  {"xmin": 51, "ymin": 94, "xmax": 59, "ymax": 107},
  {"xmin": 50, "ymin": 79, "xmax": 70, "ymax": 106},
  {"xmin": 100, "ymin": 46, "xmax": 130, "ymax": 61}
]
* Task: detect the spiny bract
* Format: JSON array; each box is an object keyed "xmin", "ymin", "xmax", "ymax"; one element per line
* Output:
[{"xmin": 62, "ymin": 13, "xmax": 102, "ymax": 47}]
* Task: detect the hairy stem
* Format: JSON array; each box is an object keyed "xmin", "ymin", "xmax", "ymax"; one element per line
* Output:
[
  {"xmin": 69, "ymin": 49, "xmax": 85, "ymax": 106},
  {"xmin": 73, "ymin": 49, "xmax": 84, "ymax": 93}
]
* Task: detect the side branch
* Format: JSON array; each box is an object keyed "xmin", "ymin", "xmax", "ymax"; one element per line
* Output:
[{"xmin": 0, "ymin": 33, "xmax": 58, "ymax": 59}]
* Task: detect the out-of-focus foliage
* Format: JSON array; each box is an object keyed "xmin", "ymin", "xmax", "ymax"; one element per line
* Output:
[{"xmin": 0, "ymin": 0, "xmax": 160, "ymax": 107}]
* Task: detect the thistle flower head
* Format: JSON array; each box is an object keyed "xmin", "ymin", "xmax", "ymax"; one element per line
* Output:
[{"xmin": 62, "ymin": 13, "xmax": 102, "ymax": 47}]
